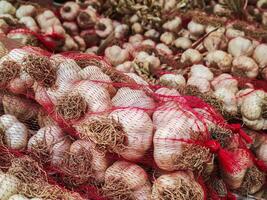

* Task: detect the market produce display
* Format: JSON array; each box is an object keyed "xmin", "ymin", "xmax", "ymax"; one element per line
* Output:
[{"xmin": 0, "ymin": 0, "xmax": 267, "ymax": 200}]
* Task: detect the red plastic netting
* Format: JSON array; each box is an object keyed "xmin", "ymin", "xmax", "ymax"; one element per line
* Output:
[{"xmin": 0, "ymin": 44, "xmax": 266, "ymax": 200}]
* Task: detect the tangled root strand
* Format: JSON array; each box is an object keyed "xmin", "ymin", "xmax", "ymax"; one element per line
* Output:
[
  {"xmin": 209, "ymin": 125, "xmax": 233, "ymax": 148},
  {"xmin": 102, "ymin": 177, "xmax": 135, "ymax": 200},
  {"xmin": 174, "ymin": 144, "xmax": 211, "ymax": 173},
  {"xmin": 0, "ymin": 60, "xmax": 20, "ymax": 86},
  {"xmin": 238, "ymin": 166, "xmax": 265, "ymax": 195},
  {"xmin": 56, "ymin": 93, "xmax": 87, "ymax": 121},
  {"xmin": 23, "ymin": 54, "xmax": 56, "ymax": 88},
  {"xmin": 77, "ymin": 117, "xmax": 126, "ymax": 153},
  {"xmin": 7, "ymin": 156, "xmax": 47, "ymax": 183},
  {"xmin": 60, "ymin": 148, "xmax": 94, "ymax": 186}
]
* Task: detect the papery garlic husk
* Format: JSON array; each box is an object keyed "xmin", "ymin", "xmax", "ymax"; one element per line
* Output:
[
  {"xmin": 187, "ymin": 20, "xmax": 205, "ymax": 36},
  {"xmin": 203, "ymin": 29, "xmax": 228, "ymax": 52},
  {"xmin": 60, "ymin": 2, "xmax": 80, "ymax": 21},
  {"xmin": 211, "ymin": 73, "xmax": 238, "ymax": 93},
  {"xmin": 228, "ymin": 37, "xmax": 254, "ymax": 57},
  {"xmin": 232, "ymin": 55, "xmax": 259, "ymax": 78},
  {"xmin": 187, "ymin": 77, "xmax": 211, "ymax": 93},
  {"xmin": 240, "ymin": 90, "xmax": 267, "ymax": 130},
  {"xmin": 8, "ymin": 194, "xmax": 30, "ymax": 200},
  {"xmin": 0, "ymin": 114, "xmax": 28, "ymax": 150},
  {"xmin": 104, "ymin": 45, "xmax": 129, "ymax": 66},
  {"xmin": 75, "ymin": 108, "xmax": 153, "ymax": 161},
  {"xmin": 112, "ymin": 87, "xmax": 155, "ymax": 114},
  {"xmin": 205, "ymin": 50, "xmax": 233, "ymax": 72},
  {"xmin": 16, "ymin": 5, "xmax": 36, "ymax": 19},
  {"xmin": 2, "ymin": 93, "xmax": 39, "ymax": 122},
  {"xmin": 152, "ymin": 171, "xmax": 205, "ymax": 200},
  {"xmin": 78, "ymin": 65, "xmax": 116, "ymax": 96},
  {"xmin": 181, "ymin": 49, "xmax": 203, "ymax": 65},
  {"xmin": 37, "ymin": 110, "xmax": 56, "ymax": 128},
  {"xmin": 253, "ymin": 44, "xmax": 267, "ymax": 68},
  {"xmin": 102, "ymin": 161, "xmax": 151, "ymax": 200},
  {"xmin": 60, "ymin": 139, "xmax": 109, "ymax": 185},
  {"xmin": 153, "ymin": 108, "xmax": 212, "ymax": 172},
  {"xmin": 27, "ymin": 125, "xmax": 66, "ymax": 164},
  {"xmin": 56, "ymin": 80, "xmax": 111, "ymax": 121},
  {"xmin": 0, "ymin": 173, "xmax": 21, "ymax": 200},
  {"xmin": 225, "ymin": 28, "xmax": 245, "ymax": 39},
  {"xmin": 159, "ymin": 74, "xmax": 186, "ymax": 87}
]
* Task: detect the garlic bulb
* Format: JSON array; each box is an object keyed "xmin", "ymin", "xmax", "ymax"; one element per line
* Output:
[
  {"xmin": 131, "ymin": 22, "xmax": 143, "ymax": 33},
  {"xmin": 144, "ymin": 29, "xmax": 159, "ymax": 39},
  {"xmin": 181, "ymin": 49, "xmax": 202, "ymax": 64},
  {"xmin": 102, "ymin": 161, "xmax": 151, "ymax": 200},
  {"xmin": 205, "ymin": 50, "xmax": 233, "ymax": 72},
  {"xmin": 240, "ymin": 90, "xmax": 267, "ymax": 130},
  {"xmin": 160, "ymin": 32, "xmax": 175, "ymax": 45},
  {"xmin": 232, "ymin": 55, "xmax": 259, "ymax": 78},
  {"xmin": 253, "ymin": 44, "xmax": 267, "ymax": 68},
  {"xmin": 62, "ymin": 34, "xmax": 78, "ymax": 51},
  {"xmin": 19, "ymin": 17, "xmax": 39, "ymax": 32},
  {"xmin": 60, "ymin": 2, "xmax": 80, "ymax": 21},
  {"xmin": 95, "ymin": 18, "xmax": 113, "ymax": 38},
  {"xmin": 27, "ymin": 125, "xmax": 70, "ymax": 165},
  {"xmin": 16, "ymin": 5, "xmax": 36, "ymax": 19},
  {"xmin": 228, "ymin": 37, "xmax": 254, "ymax": 57},
  {"xmin": 203, "ymin": 30, "xmax": 227, "ymax": 52},
  {"xmin": 187, "ymin": 20, "xmax": 205, "ymax": 36},
  {"xmin": 129, "ymin": 34, "xmax": 144, "ymax": 46},
  {"xmin": 156, "ymin": 43, "xmax": 173, "ymax": 55},
  {"xmin": 225, "ymin": 28, "xmax": 245, "ymax": 39},
  {"xmin": 63, "ymin": 22, "xmax": 79, "ymax": 35},
  {"xmin": 68, "ymin": 139, "xmax": 109, "ymax": 182},
  {"xmin": 154, "ymin": 108, "xmax": 209, "ymax": 171},
  {"xmin": 135, "ymin": 51, "xmax": 161, "ymax": 70},
  {"xmin": 77, "ymin": 7, "xmax": 97, "ymax": 29},
  {"xmin": 0, "ymin": 114, "xmax": 28, "ymax": 150},
  {"xmin": 174, "ymin": 37, "xmax": 192, "ymax": 50},
  {"xmin": 162, "ymin": 17, "xmax": 182, "ymax": 32},
  {"xmin": 36, "ymin": 10, "xmax": 61, "ymax": 31},
  {"xmin": 0, "ymin": 173, "xmax": 21, "ymax": 200},
  {"xmin": 116, "ymin": 61, "xmax": 134, "ymax": 73},
  {"xmin": 159, "ymin": 74, "xmax": 186, "ymax": 87},
  {"xmin": 104, "ymin": 45, "xmax": 129, "ymax": 66},
  {"xmin": 152, "ymin": 172, "xmax": 205, "ymax": 200},
  {"xmin": 0, "ymin": 1, "xmax": 16, "ymax": 15},
  {"xmin": 256, "ymin": 140, "xmax": 267, "ymax": 165}
]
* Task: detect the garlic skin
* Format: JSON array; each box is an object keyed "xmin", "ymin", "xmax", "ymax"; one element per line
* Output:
[
  {"xmin": 69, "ymin": 140, "xmax": 109, "ymax": 182},
  {"xmin": 205, "ymin": 50, "xmax": 233, "ymax": 72},
  {"xmin": 163, "ymin": 17, "xmax": 182, "ymax": 32},
  {"xmin": 232, "ymin": 56, "xmax": 259, "ymax": 78},
  {"xmin": 211, "ymin": 74, "xmax": 239, "ymax": 115},
  {"xmin": 181, "ymin": 49, "xmax": 202, "ymax": 64},
  {"xmin": 228, "ymin": 37, "xmax": 254, "ymax": 57},
  {"xmin": 114, "ymin": 24, "xmax": 129, "ymax": 39},
  {"xmin": 73, "ymin": 36, "xmax": 86, "ymax": 51},
  {"xmin": 62, "ymin": 21, "xmax": 79, "ymax": 35},
  {"xmin": 187, "ymin": 20, "xmax": 205, "ymax": 36},
  {"xmin": 0, "ymin": 1, "xmax": 16, "ymax": 15},
  {"xmin": 174, "ymin": 37, "xmax": 192, "ymax": 50},
  {"xmin": 240, "ymin": 90, "xmax": 267, "ymax": 130},
  {"xmin": 77, "ymin": 7, "xmax": 97, "ymax": 29},
  {"xmin": 225, "ymin": 28, "xmax": 245, "ymax": 39},
  {"xmin": 0, "ymin": 114, "xmax": 28, "ymax": 150},
  {"xmin": 36, "ymin": 10, "xmax": 61, "ymax": 31},
  {"xmin": 62, "ymin": 34, "xmax": 78, "ymax": 51},
  {"xmin": 144, "ymin": 29, "xmax": 160, "ymax": 39},
  {"xmin": 152, "ymin": 172, "xmax": 205, "ymax": 200},
  {"xmin": 96, "ymin": 18, "xmax": 114, "ymax": 38},
  {"xmin": 203, "ymin": 30, "xmax": 227, "ymax": 52},
  {"xmin": 60, "ymin": 2, "xmax": 80, "ymax": 21},
  {"xmin": 8, "ymin": 194, "xmax": 29, "ymax": 200},
  {"xmin": 129, "ymin": 34, "xmax": 144, "ymax": 46},
  {"xmin": 159, "ymin": 74, "xmax": 186, "ymax": 87},
  {"xmin": 86, "ymin": 46, "xmax": 98, "ymax": 54},
  {"xmin": 45, "ymin": 25, "xmax": 66, "ymax": 36},
  {"xmin": 135, "ymin": 51, "xmax": 161, "ymax": 70},
  {"xmin": 16, "ymin": 5, "xmax": 36, "ymax": 19},
  {"xmin": 105, "ymin": 45, "xmax": 129, "ymax": 66},
  {"xmin": 156, "ymin": 43, "xmax": 173, "ymax": 55},
  {"xmin": 141, "ymin": 39, "xmax": 156, "ymax": 47},
  {"xmin": 131, "ymin": 22, "xmax": 143, "ymax": 34},
  {"xmin": 103, "ymin": 161, "xmax": 151, "ymax": 200},
  {"xmin": 160, "ymin": 32, "xmax": 175, "ymax": 45},
  {"xmin": 253, "ymin": 44, "xmax": 267, "ymax": 68},
  {"xmin": 116, "ymin": 61, "xmax": 134, "ymax": 73},
  {"xmin": 19, "ymin": 17, "xmax": 39, "ymax": 32},
  {"xmin": 256, "ymin": 140, "xmax": 267, "ymax": 165},
  {"xmin": 0, "ymin": 173, "xmax": 21, "ymax": 200}
]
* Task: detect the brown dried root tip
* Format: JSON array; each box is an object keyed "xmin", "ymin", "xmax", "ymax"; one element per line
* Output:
[
  {"xmin": 208, "ymin": 178, "xmax": 228, "ymax": 198},
  {"xmin": 102, "ymin": 178, "xmax": 134, "ymax": 200},
  {"xmin": 78, "ymin": 117, "xmax": 126, "ymax": 153},
  {"xmin": 56, "ymin": 93, "xmax": 87, "ymax": 121},
  {"xmin": 7, "ymin": 156, "xmax": 48, "ymax": 183},
  {"xmin": 60, "ymin": 149, "xmax": 94, "ymax": 186},
  {"xmin": 238, "ymin": 166, "xmax": 265, "ymax": 195},
  {"xmin": 28, "ymin": 139, "xmax": 52, "ymax": 164},
  {"xmin": 23, "ymin": 54, "xmax": 56, "ymax": 88},
  {"xmin": 20, "ymin": 181, "xmax": 84, "ymax": 200},
  {"xmin": 174, "ymin": 144, "xmax": 211, "ymax": 173},
  {"xmin": 209, "ymin": 126, "xmax": 233, "ymax": 148},
  {"xmin": 156, "ymin": 178, "xmax": 204, "ymax": 200},
  {"xmin": 0, "ymin": 145, "xmax": 14, "ymax": 171},
  {"xmin": 0, "ymin": 60, "xmax": 20, "ymax": 85}
]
